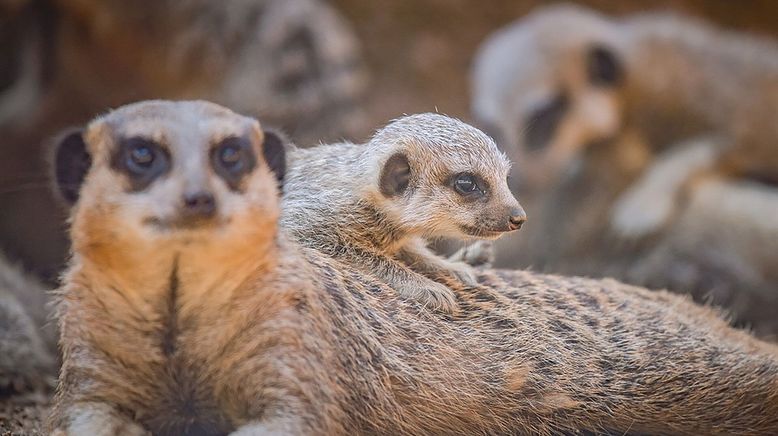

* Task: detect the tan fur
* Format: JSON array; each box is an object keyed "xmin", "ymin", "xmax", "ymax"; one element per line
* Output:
[
  {"xmin": 49, "ymin": 100, "xmax": 778, "ymax": 435},
  {"xmin": 471, "ymin": 5, "xmax": 778, "ymax": 237},
  {"xmin": 281, "ymin": 113, "xmax": 523, "ymax": 312}
]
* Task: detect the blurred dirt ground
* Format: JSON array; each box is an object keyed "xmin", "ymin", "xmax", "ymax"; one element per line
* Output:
[{"xmin": 0, "ymin": 392, "xmax": 46, "ymax": 435}]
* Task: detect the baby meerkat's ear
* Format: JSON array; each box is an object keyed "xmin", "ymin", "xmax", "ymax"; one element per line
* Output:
[
  {"xmin": 586, "ymin": 44, "xmax": 623, "ymax": 87},
  {"xmin": 262, "ymin": 129, "xmax": 287, "ymax": 190},
  {"xmin": 379, "ymin": 152, "xmax": 411, "ymax": 197},
  {"xmin": 52, "ymin": 128, "xmax": 91, "ymax": 205}
]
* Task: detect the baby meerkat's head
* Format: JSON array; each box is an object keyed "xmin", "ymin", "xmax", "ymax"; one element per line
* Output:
[
  {"xmin": 53, "ymin": 100, "xmax": 286, "ymax": 257},
  {"xmin": 369, "ymin": 113, "xmax": 526, "ymax": 240}
]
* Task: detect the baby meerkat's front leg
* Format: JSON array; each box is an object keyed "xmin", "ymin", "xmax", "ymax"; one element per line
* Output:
[
  {"xmin": 397, "ymin": 238, "xmax": 479, "ymax": 288},
  {"xmin": 447, "ymin": 240, "xmax": 495, "ymax": 268},
  {"xmin": 49, "ymin": 402, "xmax": 149, "ymax": 436},
  {"xmin": 349, "ymin": 247, "xmax": 458, "ymax": 312}
]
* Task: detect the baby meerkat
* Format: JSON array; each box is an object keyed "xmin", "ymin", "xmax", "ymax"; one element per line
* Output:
[{"xmin": 282, "ymin": 113, "xmax": 526, "ymax": 312}]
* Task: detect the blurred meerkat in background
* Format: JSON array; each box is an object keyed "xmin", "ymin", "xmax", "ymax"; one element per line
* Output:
[
  {"xmin": 0, "ymin": 0, "xmax": 368, "ymax": 283},
  {"xmin": 0, "ymin": 251, "xmax": 55, "ymax": 395},
  {"xmin": 471, "ymin": 3, "xmax": 778, "ymax": 238},
  {"xmin": 470, "ymin": 4, "xmax": 778, "ymax": 338}
]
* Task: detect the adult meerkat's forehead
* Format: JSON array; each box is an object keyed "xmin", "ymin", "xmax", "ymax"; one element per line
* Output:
[
  {"xmin": 86, "ymin": 100, "xmax": 262, "ymax": 149},
  {"xmin": 370, "ymin": 113, "xmax": 511, "ymax": 174}
]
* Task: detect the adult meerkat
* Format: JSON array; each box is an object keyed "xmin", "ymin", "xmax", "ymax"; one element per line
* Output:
[
  {"xmin": 48, "ymin": 100, "xmax": 778, "ymax": 435},
  {"xmin": 471, "ymin": 4, "xmax": 778, "ymax": 237},
  {"xmin": 281, "ymin": 113, "xmax": 526, "ymax": 312}
]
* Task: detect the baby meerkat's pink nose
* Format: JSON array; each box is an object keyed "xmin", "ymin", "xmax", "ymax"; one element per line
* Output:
[{"xmin": 508, "ymin": 207, "xmax": 527, "ymax": 231}]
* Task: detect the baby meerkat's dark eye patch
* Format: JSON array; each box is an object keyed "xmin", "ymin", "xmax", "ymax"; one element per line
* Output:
[
  {"xmin": 112, "ymin": 137, "xmax": 171, "ymax": 192},
  {"xmin": 452, "ymin": 173, "xmax": 487, "ymax": 199},
  {"xmin": 211, "ymin": 135, "xmax": 256, "ymax": 191}
]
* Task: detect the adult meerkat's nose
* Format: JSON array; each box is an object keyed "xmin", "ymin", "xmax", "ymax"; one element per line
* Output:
[
  {"xmin": 507, "ymin": 206, "xmax": 527, "ymax": 231},
  {"xmin": 182, "ymin": 191, "xmax": 217, "ymax": 219}
]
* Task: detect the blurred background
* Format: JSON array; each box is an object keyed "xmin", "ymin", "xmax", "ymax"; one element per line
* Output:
[{"xmin": 1, "ymin": 1, "xmax": 777, "ymax": 332}]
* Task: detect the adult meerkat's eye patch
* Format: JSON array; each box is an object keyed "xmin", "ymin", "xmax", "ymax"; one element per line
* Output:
[
  {"xmin": 379, "ymin": 152, "xmax": 411, "ymax": 197},
  {"xmin": 586, "ymin": 44, "xmax": 623, "ymax": 87},
  {"xmin": 53, "ymin": 128, "xmax": 91, "ymax": 205},
  {"xmin": 112, "ymin": 137, "xmax": 171, "ymax": 192},
  {"xmin": 211, "ymin": 135, "xmax": 257, "ymax": 191}
]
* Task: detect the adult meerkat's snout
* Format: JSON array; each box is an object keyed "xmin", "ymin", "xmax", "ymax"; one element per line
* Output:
[{"xmin": 181, "ymin": 190, "xmax": 217, "ymax": 221}]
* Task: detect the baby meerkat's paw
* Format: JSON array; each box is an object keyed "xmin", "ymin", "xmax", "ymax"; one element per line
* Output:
[
  {"xmin": 610, "ymin": 185, "xmax": 676, "ymax": 239},
  {"xmin": 396, "ymin": 278, "xmax": 458, "ymax": 313},
  {"xmin": 447, "ymin": 262, "xmax": 479, "ymax": 287},
  {"xmin": 448, "ymin": 241, "xmax": 495, "ymax": 267}
]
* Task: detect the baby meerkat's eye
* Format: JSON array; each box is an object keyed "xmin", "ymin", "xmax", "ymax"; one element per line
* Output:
[
  {"xmin": 453, "ymin": 173, "xmax": 483, "ymax": 197},
  {"xmin": 211, "ymin": 136, "xmax": 256, "ymax": 190}
]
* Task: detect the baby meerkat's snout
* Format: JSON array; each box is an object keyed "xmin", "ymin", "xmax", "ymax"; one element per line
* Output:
[{"xmin": 508, "ymin": 206, "xmax": 527, "ymax": 231}]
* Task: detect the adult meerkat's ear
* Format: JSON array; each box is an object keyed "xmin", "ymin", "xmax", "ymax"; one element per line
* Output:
[
  {"xmin": 379, "ymin": 152, "xmax": 411, "ymax": 197},
  {"xmin": 586, "ymin": 44, "xmax": 623, "ymax": 87},
  {"xmin": 52, "ymin": 128, "xmax": 91, "ymax": 205},
  {"xmin": 262, "ymin": 129, "xmax": 287, "ymax": 190}
]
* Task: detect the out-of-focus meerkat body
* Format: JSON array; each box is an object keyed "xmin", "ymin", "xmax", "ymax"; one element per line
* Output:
[
  {"xmin": 49, "ymin": 100, "xmax": 778, "ymax": 435},
  {"xmin": 281, "ymin": 113, "xmax": 525, "ymax": 312},
  {"xmin": 0, "ymin": 252, "xmax": 55, "ymax": 393},
  {"xmin": 472, "ymin": 5, "xmax": 778, "ymax": 236}
]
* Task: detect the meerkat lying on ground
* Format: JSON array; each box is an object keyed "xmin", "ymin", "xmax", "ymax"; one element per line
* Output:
[
  {"xmin": 281, "ymin": 113, "xmax": 526, "ymax": 312},
  {"xmin": 471, "ymin": 4, "xmax": 778, "ymax": 238},
  {"xmin": 48, "ymin": 100, "xmax": 778, "ymax": 435}
]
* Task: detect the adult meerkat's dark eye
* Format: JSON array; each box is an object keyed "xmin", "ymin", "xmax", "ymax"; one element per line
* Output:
[
  {"xmin": 112, "ymin": 137, "xmax": 170, "ymax": 191},
  {"xmin": 453, "ymin": 173, "xmax": 483, "ymax": 197},
  {"xmin": 128, "ymin": 144, "xmax": 154, "ymax": 169},
  {"xmin": 218, "ymin": 143, "xmax": 242, "ymax": 169},
  {"xmin": 211, "ymin": 136, "xmax": 256, "ymax": 190}
]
